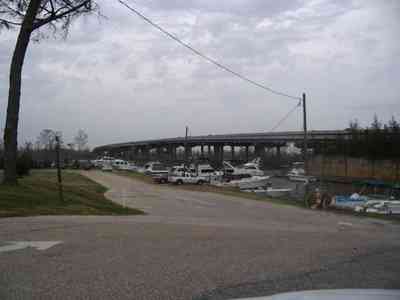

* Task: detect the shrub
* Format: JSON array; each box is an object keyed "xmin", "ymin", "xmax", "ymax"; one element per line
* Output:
[{"xmin": 16, "ymin": 152, "xmax": 32, "ymax": 177}]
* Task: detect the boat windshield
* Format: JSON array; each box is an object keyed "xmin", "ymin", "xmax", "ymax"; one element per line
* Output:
[
  {"xmin": 200, "ymin": 169, "xmax": 215, "ymax": 173},
  {"xmin": 244, "ymin": 165, "xmax": 257, "ymax": 170},
  {"xmin": 152, "ymin": 163, "xmax": 167, "ymax": 171}
]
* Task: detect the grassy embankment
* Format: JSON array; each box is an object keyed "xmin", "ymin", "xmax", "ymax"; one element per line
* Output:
[{"xmin": 0, "ymin": 170, "xmax": 144, "ymax": 217}]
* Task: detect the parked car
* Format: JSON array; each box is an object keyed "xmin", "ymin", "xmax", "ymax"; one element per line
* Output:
[
  {"xmin": 112, "ymin": 159, "xmax": 136, "ymax": 171},
  {"xmin": 142, "ymin": 162, "xmax": 169, "ymax": 176},
  {"xmin": 153, "ymin": 173, "xmax": 169, "ymax": 184},
  {"xmin": 101, "ymin": 161, "xmax": 113, "ymax": 172},
  {"xmin": 78, "ymin": 160, "xmax": 94, "ymax": 170}
]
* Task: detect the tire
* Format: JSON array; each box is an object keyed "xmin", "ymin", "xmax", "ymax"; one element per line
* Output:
[
  {"xmin": 176, "ymin": 179, "xmax": 183, "ymax": 185},
  {"xmin": 197, "ymin": 180, "xmax": 204, "ymax": 185},
  {"xmin": 160, "ymin": 178, "xmax": 167, "ymax": 184}
]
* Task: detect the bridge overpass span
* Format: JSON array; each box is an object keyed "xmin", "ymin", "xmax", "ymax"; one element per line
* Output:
[{"xmin": 93, "ymin": 130, "xmax": 347, "ymax": 163}]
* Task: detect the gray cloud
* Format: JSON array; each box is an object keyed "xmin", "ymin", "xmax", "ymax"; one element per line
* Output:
[
  {"xmin": 141, "ymin": 0, "xmax": 302, "ymax": 17},
  {"xmin": 1, "ymin": 0, "xmax": 399, "ymax": 147}
]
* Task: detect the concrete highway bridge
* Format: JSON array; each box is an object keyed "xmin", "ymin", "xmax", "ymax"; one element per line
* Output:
[{"xmin": 93, "ymin": 130, "xmax": 348, "ymax": 163}]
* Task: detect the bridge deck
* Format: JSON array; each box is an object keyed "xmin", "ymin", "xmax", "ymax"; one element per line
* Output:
[{"xmin": 93, "ymin": 130, "xmax": 347, "ymax": 152}]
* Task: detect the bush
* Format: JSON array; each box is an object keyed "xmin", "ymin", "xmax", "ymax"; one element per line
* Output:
[{"xmin": 16, "ymin": 152, "xmax": 32, "ymax": 177}]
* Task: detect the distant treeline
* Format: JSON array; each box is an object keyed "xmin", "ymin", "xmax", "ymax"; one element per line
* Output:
[
  {"xmin": 0, "ymin": 129, "xmax": 93, "ymax": 173},
  {"xmin": 316, "ymin": 115, "xmax": 400, "ymax": 160}
]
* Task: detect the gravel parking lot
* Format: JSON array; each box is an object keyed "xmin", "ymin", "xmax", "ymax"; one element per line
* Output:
[{"xmin": 0, "ymin": 170, "xmax": 399, "ymax": 300}]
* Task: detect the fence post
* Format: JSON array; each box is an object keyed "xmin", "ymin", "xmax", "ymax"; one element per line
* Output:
[{"xmin": 55, "ymin": 136, "xmax": 64, "ymax": 203}]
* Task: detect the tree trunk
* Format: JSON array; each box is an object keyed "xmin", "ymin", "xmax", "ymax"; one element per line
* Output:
[{"xmin": 3, "ymin": 0, "xmax": 41, "ymax": 185}]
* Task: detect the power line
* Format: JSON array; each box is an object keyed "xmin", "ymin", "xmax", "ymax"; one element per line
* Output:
[
  {"xmin": 117, "ymin": 0, "xmax": 301, "ymax": 101},
  {"xmin": 269, "ymin": 100, "xmax": 302, "ymax": 132}
]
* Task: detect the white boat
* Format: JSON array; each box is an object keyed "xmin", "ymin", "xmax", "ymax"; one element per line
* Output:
[
  {"xmin": 223, "ymin": 160, "xmax": 264, "ymax": 176},
  {"xmin": 245, "ymin": 157, "xmax": 262, "ymax": 166},
  {"xmin": 287, "ymin": 168, "xmax": 316, "ymax": 182},
  {"xmin": 244, "ymin": 187, "xmax": 292, "ymax": 197},
  {"xmin": 232, "ymin": 176, "xmax": 270, "ymax": 190},
  {"xmin": 355, "ymin": 199, "xmax": 400, "ymax": 215},
  {"xmin": 265, "ymin": 187, "xmax": 292, "ymax": 197},
  {"xmin": 234, "ymin": 289, "xmax": 400, "ymax": 300}
]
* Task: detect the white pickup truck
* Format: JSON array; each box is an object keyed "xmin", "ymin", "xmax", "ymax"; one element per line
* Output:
[{"xmin": 168, "ymin": 172, "xmax": 209, "ymax": 185}]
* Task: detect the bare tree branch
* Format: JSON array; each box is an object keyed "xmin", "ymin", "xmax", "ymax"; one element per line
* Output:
[
  {"xmin": 0, "ymin": 17, "xmax": 22, "ymax": 26},
  {"xmin": 33, "ymin": 0, "xmax": 91, "ymax": 30},
  {"xmin": 1, "ymin": 1, "xmax": 26, "ymax": 18},
  {"xmin": 48, "ymin": 0, "xmax": 56, "ymax": 15},
  {"xmin": 1, "ymin": 0, "xmax": 99, "ymax": 183}
]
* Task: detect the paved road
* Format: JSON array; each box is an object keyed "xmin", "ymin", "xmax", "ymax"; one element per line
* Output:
[{"xmin": 0, "ymin": 171, "xmax": 399, "ymax": 300}]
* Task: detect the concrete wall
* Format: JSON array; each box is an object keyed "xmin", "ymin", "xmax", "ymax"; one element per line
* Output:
[{"xmin": 309, "ymin": 155, "xmax": 400, "ymax": 181}]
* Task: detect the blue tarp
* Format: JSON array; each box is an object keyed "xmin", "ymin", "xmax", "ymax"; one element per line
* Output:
[
  {"xmin": 334, "ymin": 195, "xmax": 367, "ymax": 208},
  {"xmin": 335, "ymin": 195, "xmax": 366, "ymax": 202}
]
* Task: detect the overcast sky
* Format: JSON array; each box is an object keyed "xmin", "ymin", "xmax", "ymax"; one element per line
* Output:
[{"xmin": 1, "ymin": 0, "xmax": 399, "ymax": 148}]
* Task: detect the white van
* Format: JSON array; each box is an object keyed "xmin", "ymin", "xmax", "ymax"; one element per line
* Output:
[{"xmin": 112, "ymin": 159, "xmax": 136, "ymax": 171}]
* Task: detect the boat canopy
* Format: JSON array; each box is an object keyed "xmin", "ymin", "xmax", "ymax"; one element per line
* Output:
[{"xmin": 353, "ymin": 180, "xmax": 400, "ymax": 189}]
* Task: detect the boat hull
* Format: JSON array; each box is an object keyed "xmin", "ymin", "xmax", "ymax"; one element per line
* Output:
[
  {"xmin": 238, "ymin": 177, "xmax": 270, "ymax": 190},
  {"xmin": 288, "ymin": 175, "xmax": 316, "ymax": 182},
  {"xmin": 265, "ymin": 188, "xmax": 292, "ymax": 197}
]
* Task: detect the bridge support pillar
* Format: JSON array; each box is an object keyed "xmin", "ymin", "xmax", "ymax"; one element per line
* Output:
[
  {"xmin": 231, "ymin": 145, "xmax": 235, "ymax": 160},
  {"xmin": 141, "ymin": 146, "xmax": 150, "ymax": 161},
  {"xmin": 185, "ymin": 145, "xmax": 192, "ymax": 162},
  {"xmin": 132, "ymin": 147, "xmax": 139, "ymax": 160},
  {"xmin": 167, "ymin": 145, "xmax": 176, "ymax": 162},
  {"xmin": 213, "ymin": 145, "xmax": 219, "ymax": 163},
  {"xmin": 213, "ymin": 144, "xmax": 224, "ymax": 167},
  {"xmin": 200, "ymin": 144, "xmax": 204, "ymax": 157},
  {"xmin": 174, "ymin": 145, "xmax": 177, "ymax": 161},
  {"xmin": 254, "ymin": 144, "xmax": 265, "ymax": 158},
  {"xmin": 245, "ymin": 146, "xmax": 249, "ymax": 161},
  {"xmin": 156, "ymin": 147, "xmax": 163, "ymax": 160}
]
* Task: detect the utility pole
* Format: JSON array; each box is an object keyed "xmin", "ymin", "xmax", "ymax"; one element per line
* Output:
[
  {"xmin": 55, "ymin": 136, "xmax": 64, "ymax": 203},
  {"xmin": 302, "ymin": 92, "xmax": 308, "ymax": 175},
  {"xmin": 185, "ymin": 125, "xmax": 189, "ymax": 169}
]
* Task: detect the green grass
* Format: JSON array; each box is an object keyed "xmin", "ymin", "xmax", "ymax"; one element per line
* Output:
[{"xmin": 0, "ymin": 170, "xmax": 144, "ymax": 217}]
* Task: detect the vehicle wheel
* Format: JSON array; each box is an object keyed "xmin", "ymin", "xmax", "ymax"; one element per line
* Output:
[
  {"xmin": 176, "ymin": 179, "xmax": 183, "ymax": 185},
  {"xmin": 197, "ymin": 180, "xmax": 204, "ymax": 185},
  {"xmin": 160, "ymin": 178, "xmax": 167, "ymax": 184}
]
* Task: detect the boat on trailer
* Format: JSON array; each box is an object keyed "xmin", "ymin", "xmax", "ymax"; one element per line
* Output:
[
  {"xmin": 244, "ymin": 187, "xmax": 292, "ymax": 197},
  {"xmin": 287, "ymin": 168, "xmax": 316, "ymax": 182},
  {"xmin": 265, "ymin": 187, "xmax": 293, "ymax": 197},
  {"xmin": 334, "ymin": 181, "xmax": 400, "ymax": 214},
  {"xmin": 223, "ymin": 159, "xmax": 264, "ymax": 177},
  {"xmin": 228, "ymin": 176, "xmax": 271, "ymax": 190}
]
